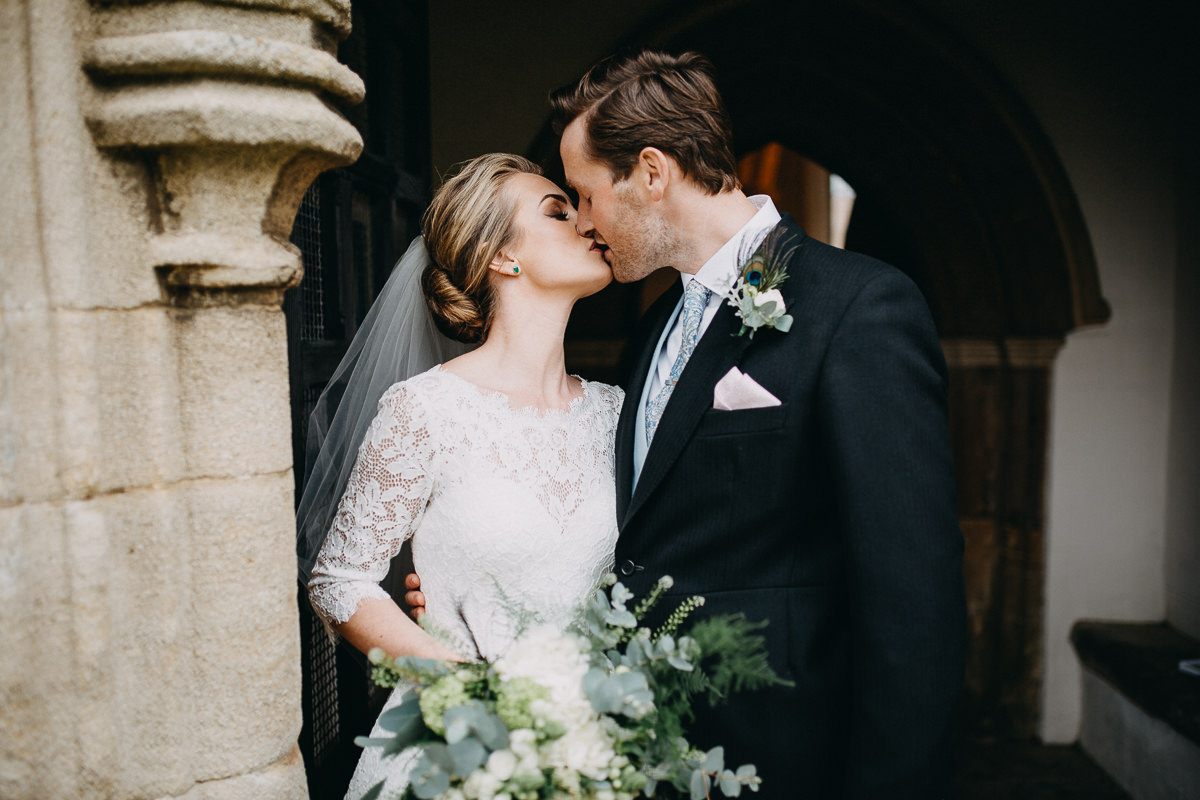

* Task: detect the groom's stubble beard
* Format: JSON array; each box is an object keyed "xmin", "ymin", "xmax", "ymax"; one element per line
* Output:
[{"xmin": 610, "ymin": 179, "xmax": 685, "ymax": 284}]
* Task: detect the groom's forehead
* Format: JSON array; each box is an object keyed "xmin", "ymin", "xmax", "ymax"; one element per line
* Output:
[{"xmin": 561, "ymin": 149, "xmax": 608, "ymax": 189}]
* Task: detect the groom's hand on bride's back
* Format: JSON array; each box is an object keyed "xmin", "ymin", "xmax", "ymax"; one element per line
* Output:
[{"xmin": 404, "ymin": 573, "xmax": 426, "ymax": 620}]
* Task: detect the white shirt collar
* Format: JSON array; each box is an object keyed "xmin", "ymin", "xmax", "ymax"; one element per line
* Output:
[{"xmin": 682, "ymin": 195, "xmax": 782, "ymax": 296}]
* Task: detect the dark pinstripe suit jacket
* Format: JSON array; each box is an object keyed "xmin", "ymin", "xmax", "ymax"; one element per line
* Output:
[{"xmin": 613, "ymin": 215, "xmax": 965, "ymax": 799}]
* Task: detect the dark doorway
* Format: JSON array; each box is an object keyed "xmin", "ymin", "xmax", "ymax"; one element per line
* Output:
[
  {"xmin": 542, "ymin": 0, "xmax": 1108, "ymax": 740},
  {"xmin": 284, "ymin": 1, "xmax": 434, "ymax": 796}
]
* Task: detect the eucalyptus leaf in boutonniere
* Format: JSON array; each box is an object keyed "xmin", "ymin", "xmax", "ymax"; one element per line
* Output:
[{"xmin": 726, "ymin": 227, "xmax": 802, "ymax": 338}]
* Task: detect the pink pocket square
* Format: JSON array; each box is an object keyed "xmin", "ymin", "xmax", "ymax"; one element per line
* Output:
[{"xmin": 713, "ymin": 366, "xmax": 781, "ymax": 411}]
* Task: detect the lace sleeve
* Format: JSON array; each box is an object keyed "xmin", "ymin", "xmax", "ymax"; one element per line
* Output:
[{"xmin": 307, "ymin": 382, "xmax": 435, "ymax": 629}]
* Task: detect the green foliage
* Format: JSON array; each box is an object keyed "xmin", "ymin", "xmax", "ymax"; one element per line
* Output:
[
  {"xmin": 687, "ymin": 614, "xmax": 793, "ymax": 705},
  {"xmin": 494, "ymin": 676, "xmax": 549, "ymax": 730},
  {"xmin": 367, "ymin": 647, "xmax": 455, "ymax": 688},
  {"xmin": 654, "ymin": 595, "xmax": 705, "ymax": 641},
  {"xmin": 358, "ymin": 576, "xmax": 781, "ymax": 799},
  {"xmin": 417, "ymin": 674, "xmax": 470, "ymax": 736}
]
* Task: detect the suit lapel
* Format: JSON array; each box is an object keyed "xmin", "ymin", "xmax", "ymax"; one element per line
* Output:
[
  {"xmin": 615, "ymin": 281, "xmax": 682, "ymax": 522},
  {"xmin": 624, "ymin": 300, "xmax": 754, "ymax": 524},
  {"xmin": 622, "ymin": 216, "xmax": 809, "ymax": 527}
]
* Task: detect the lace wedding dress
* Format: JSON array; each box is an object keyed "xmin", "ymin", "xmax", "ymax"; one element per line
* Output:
[{"xmin": 307, "ymin": 365, "xmax": 622, "ymax": 799}]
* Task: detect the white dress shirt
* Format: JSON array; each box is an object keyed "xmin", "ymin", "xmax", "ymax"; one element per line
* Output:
[{"xmin": 632, "ymin": 195, "xmax": 782, "ymax": 487}]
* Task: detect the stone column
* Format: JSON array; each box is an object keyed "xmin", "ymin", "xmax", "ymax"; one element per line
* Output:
[{"xmin": 0, "ymin": 0, "xmax": 362, "ymax": 797}]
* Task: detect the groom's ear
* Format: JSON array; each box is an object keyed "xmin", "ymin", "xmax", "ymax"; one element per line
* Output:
[{"xmin": 637, "ymin": 146, "xmax": 673, "ymax": 202}]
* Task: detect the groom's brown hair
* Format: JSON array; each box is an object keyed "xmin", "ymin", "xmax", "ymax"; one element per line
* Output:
[{"xmin": 550, "ymin": 50, "xmax": 739, "ymax": 195}]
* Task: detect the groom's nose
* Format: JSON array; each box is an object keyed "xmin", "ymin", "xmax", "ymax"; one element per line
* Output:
[{"xmin": 575, "ymin": 203, "xmax": 594, "ymax": 238}]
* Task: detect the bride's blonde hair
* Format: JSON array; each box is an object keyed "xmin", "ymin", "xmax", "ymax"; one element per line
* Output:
[{"xmin": 421, "ymin": 153, "xmax": 542, "ymax": 343}]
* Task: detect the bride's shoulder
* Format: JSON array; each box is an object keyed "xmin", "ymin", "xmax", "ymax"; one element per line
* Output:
[
  {"xmin": 377, "ymin": 365, "xmax": 451, "ymax": 413},
  {"xmin": 586, "ymin": 380, "xmax": 625, "ymax": 411}
]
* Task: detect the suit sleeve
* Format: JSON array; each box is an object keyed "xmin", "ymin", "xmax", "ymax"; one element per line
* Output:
[{"xmin": 818, "ymin": 269, "xmax": 965, "ymax": 798}]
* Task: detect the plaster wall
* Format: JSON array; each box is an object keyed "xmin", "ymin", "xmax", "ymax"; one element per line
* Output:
[
  {"xmin": 1164, "ymin": 139, "xmax": 1200, "ymax": 640},
  {"xmin": 922, "ymin": 1, "xmax": 1189, "ymax": 742}
]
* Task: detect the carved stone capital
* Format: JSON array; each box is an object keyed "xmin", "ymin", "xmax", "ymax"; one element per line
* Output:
[{"xmin": 83, "ymin": 0, "xmax": 364, "ymax": 305}]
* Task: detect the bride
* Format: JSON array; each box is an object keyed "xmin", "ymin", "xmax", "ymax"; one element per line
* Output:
[{"xmin": 296, "ymin": 153, "xmax": 622, "ymax": 798}]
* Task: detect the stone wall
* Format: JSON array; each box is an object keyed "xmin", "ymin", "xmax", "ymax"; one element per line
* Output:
[{"xmin": 0, "ymin": 1, "xmax": 361, "ymax": 797}]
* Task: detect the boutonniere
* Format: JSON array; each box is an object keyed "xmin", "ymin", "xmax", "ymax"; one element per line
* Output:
[{"xmin": 725, "ymin": 227, "xmax": 801, "ymax": 338}]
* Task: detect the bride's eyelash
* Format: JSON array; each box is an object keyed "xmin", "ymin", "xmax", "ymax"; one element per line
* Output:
[{"xmin": 549, "ymin": 210, "xmax": 570, "ymax": 221}]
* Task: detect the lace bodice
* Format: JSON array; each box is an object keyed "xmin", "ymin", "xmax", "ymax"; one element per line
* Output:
[{"xmin": 307, "ymin": 366, "xmax": 622, "ymax": 662}]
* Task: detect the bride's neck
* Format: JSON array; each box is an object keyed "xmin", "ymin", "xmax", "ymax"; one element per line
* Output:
[{"xmin": 455, "ymin": 294, "xmax": 577, "ymax": 405}]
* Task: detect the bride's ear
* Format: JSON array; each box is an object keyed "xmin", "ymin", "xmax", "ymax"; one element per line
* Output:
[{"xmin": 488, "ymin": 250, "xmax": 521, "ymax": 277}]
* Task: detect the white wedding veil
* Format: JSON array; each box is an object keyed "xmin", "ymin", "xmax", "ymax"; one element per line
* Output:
[{"xmin": 296, "ymin": 236, "xmax": 471, "ymax": 583}]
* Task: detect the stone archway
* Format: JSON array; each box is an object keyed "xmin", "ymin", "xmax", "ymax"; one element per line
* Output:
[{"xmin": 552, "ymin": 0, "xmax": 1108, "ymax": 738}]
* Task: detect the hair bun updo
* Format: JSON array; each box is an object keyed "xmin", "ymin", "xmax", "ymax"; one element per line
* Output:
[
  {"xmin": 420, "ymin": 153, "xmax": 543, "ymax": 344},
  {"xmin": 421, "ymin": 261, "xmax": 485, "ymax": 344}
]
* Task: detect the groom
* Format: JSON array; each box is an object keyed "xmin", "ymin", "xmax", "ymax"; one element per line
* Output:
[
  {"xmin": 409, "ymin": 49, "xmax": 964, "ymax": 797},
  {"xmin": 550, "ymin": 50, "xmax": 965, "ymax": 798}
]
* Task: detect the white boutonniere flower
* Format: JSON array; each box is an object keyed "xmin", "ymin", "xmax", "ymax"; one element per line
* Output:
[
  {"xmin": 725, "ymin": 228, "xmax": 802, "ymax": 338},
  {"xmin": 728, "ymin": 281, "xmax": 792, "ymax": 337}
]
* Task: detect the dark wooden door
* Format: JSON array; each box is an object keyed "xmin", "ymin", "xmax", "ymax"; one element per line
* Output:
[{"xmin": 283, "ymin": 1, "xmax": 432, "ymax": 795}]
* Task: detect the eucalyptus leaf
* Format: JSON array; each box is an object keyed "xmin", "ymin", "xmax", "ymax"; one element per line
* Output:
[
  {"xmin": 389, "ymin": 654, "xmax": 456, "ymax": 678},
  {"xmin": 703, "ymin": 746, "xmax": 725, "ymax": 774},
  {"xmin": 376, "ymin": 695, "xmax": 421, "ymax": 731},
  {"xmin": 690, "ymin": 768, "xmax": 709, "ymax": 800},
  {"xmin": 667, "ymin": 653, "xmax": 694, "ymax": 671},
  {"xmin": 423, "ymin": 743, "xmax": 456, "ymax": 772},
  {"xmin": 411, "ymin": 763, "xmax": 450, "ymax": 800},
  {"xmin": 443, "ymin": 714, "xmax": 470, "ymax": 744},
  {"xmin": 624, "ymin": 671, "xmax": 650, "ymax": 690},
  {"xmin": 719, "ymin": 769, "xmax": 742, "ymax": 796},
  {"xmin": 448, "ymin": 737, "xmax": 487, "ymax": 777},
  {"xmin": 353, "ymin": 735, "xmax": 395, "ymax": 749},
  {"xmin": 605, "ymin": 608, "xmax": 637, "ymax": 628},
  {"xmin": 587, "ymin": 678, "xmax": 623, "ymax": 714},
  {"xmin": 736, "ymin": 764, "xmax": 757, "ymax": 780},
  {"xmin": 583, "ymin": 668, "xmax": 606, "ymax": 695},
  {"xmin": 775, "ymin": 314, "xmax": 793, "ymax": 332},
  {"xmin": 474, "ymin": 713, "xmax": 509, "ymax": 751},
  {"xmin": 376, "ymin": 695, "xmax": 425, "ymax": 745}
]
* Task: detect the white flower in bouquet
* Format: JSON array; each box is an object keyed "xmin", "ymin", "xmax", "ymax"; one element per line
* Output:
[
  {"xmin": 493, "ymin": 625, "xmax": 593, "ymax": 728},
  {"xmin": 484, "ymin": 749, "xmax": 516, "ymax": 781},
  {"xmin": 507, "ymin": 728, "xmax": 537, "ymax": 760},
  {"xmin": 461, "ymin": 768, "xmax": 501, "ymax": 800},
  {"xmin": 551, "ymin": 765, "xmax": 582, "ymax": 795},
  {"xmin": 543, "ymin": 717, "xmax": 617, "ymax": 781}
]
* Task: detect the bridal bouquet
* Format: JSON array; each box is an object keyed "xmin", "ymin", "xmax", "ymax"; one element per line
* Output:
[{"xmin": 359, "ymin": 575, "xmax": 787, "ymax": 800}]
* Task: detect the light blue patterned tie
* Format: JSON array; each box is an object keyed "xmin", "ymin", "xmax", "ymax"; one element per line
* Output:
[{"xmin": 645, "ymin": 279, "xmax": 713, "ymax": 444}]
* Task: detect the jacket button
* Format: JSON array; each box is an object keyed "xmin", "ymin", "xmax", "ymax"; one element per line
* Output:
[{"xmin": 619, "ymin": 559, "xmax": 643, "ymax": 576}]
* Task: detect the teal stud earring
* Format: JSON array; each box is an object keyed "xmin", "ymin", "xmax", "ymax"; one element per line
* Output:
[{"xmin": 512, "ymin": 265, "xmax": 520, "ymax": 275}]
